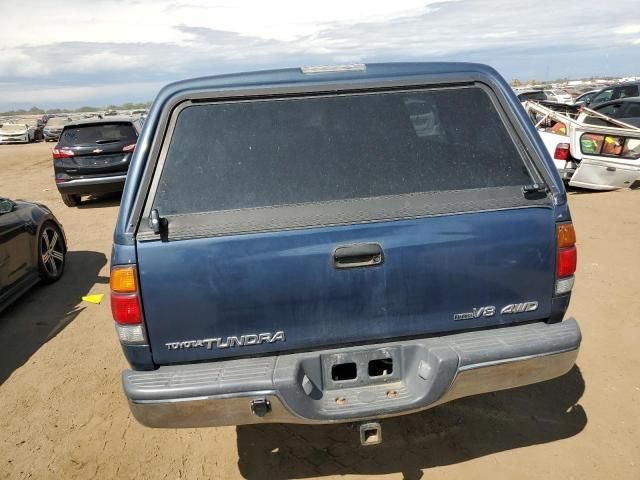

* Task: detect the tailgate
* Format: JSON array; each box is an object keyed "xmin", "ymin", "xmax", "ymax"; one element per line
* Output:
[
  {"xmin": 138, "ymin": 206, "xmax": 555, "ymax": 365},
  {"xmin": 134, "ymin": 84, "xmax": 557, "ymax": 365},
  {"xmin": 65, "ymin": 151, "xmax": 131, "ymax": 175},
  {"xmin": 568, "ymin": 123, "xmax": 640, "ymax": 189},
  {"xmin": 569, "ymin": 159, "xmax": 640, "ymax": 190}
]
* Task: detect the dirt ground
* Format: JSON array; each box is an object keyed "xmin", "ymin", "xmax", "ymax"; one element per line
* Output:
[{"xmin": 0, "ymin": 141, "xmax": 638, "ymax": 480}]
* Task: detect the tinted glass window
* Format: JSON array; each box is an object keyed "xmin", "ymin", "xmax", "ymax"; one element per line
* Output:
[
  {"xmin": 577, "ymin": 92, "xmax": 595, "ymax": 103},
  {"xmin": 596, "ymin": 103, "xmax": 620, "ymax": 116},
  {"xmin": 154, "ymin": 87, "xmax": 533, "ymax": 215},
  {"xmin": 592, "ymin": 88, "xmax": 613, "ymax": 104},
  {"xmin": 59, "ymin": 123, "xmax": 136, "ymax": 146},
  {"xmin": 519, "ymin": 91, "xmax": 546, "ymax": 101},
  {"xmin": 614, "ymin": 85, "xmax": 639, "ymax": 100},
  {"xmin": 623, "ymin": 103, "xmax": 640, "ymax": 118}
]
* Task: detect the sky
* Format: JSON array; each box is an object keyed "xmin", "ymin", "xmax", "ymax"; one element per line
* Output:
[{"xmin": 1, "ymin": 0, "xmax": 639, "ymax": 110}]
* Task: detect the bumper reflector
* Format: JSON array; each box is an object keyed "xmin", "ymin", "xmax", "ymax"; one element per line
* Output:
[
  {"xmin": 115, "ymin": 324, "xmax": 146, "ymax": 344},
  {"xmin": 555, "ymin": 275, "xmax": 575, "ymax": 296}
]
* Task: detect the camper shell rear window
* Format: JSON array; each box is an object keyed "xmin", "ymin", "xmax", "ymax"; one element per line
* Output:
[{"xmin": 151, "ymin": 86, "xmax": 533, "ymax": 217}]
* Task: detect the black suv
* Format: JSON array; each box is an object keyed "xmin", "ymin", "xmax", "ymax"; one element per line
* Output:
[
  {"xmin": 587, "ymin": 82, "xmax": 640, "ymax": 106},
  {"xmin": 53, "ymin": 117, "xmax": 142, "ymax": 207}
]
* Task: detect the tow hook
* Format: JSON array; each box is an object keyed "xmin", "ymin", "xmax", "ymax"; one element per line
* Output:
[
  {"xmin": 250, "ymin": 398, "xmax": 271, "ymax": 417},
  {"xmin": 359, "ymin": 422, "xmax": 382, "ymax": 446}
]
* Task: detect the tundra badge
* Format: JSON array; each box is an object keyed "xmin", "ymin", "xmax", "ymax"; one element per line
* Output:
[{"xmin": 165, "ymin": 331, "xmax": 286, "ymax": 350}]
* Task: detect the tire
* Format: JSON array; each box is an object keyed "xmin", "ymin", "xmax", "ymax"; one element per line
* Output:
[
  {"xmin": 61, "ymin": 193, "xmax": 81, "ymax": 207},
  {"xmin": 37, "ymin": 221, "xmax": 66, "ymax": 283}
]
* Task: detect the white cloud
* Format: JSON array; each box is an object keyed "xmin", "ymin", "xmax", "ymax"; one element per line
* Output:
[
  {"xmin": 0, "ymin": 0, "xmax": 639, "ymax": 109},
  {"xmin": 481, "ymin": 31, "xmax": 518, "ymax": 39},
  {"xmin": 0, "ymin": 0, "xmax": 435, "ymax": 47},
  {"xmin": 615, "ymin": 24, "xmax": 640, "ymax": 35},
  {"xmin": 0, "ymin": 50, "xmax": 51, "ymax": 77}
]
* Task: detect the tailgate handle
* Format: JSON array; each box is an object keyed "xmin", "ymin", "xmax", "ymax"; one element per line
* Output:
[{"xmin": 333, "ymin": 243, "xmax": 384, "ymax": 269}]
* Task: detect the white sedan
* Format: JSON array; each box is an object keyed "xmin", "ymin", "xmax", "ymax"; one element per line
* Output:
[
  {"xmin": 543, "ymin": 89, "xmax": 574, "ymax": 104},
  {"xmin": 0, "ymin": 123, "xmax": 34, "ymax": 143}
]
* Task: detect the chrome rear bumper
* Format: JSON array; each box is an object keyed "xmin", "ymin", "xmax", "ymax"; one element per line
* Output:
[
  {"xmin": 56, "ymin": 174, "xmax": 127, "ymax": 195},
  {"xmin": 124, "ymin": 319, "xmax": 581, "ymax": 427}
]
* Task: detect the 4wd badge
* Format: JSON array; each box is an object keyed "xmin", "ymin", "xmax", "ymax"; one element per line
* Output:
[
  {"xmin": 501, "ymin": 301, "xmax": 539, "ymax": 314},
  {"xmin": 454, "ymin": 301, "xmax": 538, "ymax": 321}
]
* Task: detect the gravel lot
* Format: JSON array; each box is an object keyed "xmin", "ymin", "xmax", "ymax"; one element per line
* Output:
[{"xmin": 0, "ymin": 141, "xmax": 639, "ymax": 480}]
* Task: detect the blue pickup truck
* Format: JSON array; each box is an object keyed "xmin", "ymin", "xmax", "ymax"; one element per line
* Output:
[{"xmin": 110, "ymin": 63, "xmax": 580, "ymax": 440}]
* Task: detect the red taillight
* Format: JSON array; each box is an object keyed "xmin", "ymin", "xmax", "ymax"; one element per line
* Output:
[
  {"xmin": 122, "ymin": 143, "xmax": 136, "ymax": 152},
  {"xmin": 110, "ymin": 266, "xmax": 141, "ymax": 325},
  {"xmin": 52, "ymin": 147, "xmax": 74, "ymax": 159},
  {"xmin": 554, "ymin": 143, "xmax": 570, "ymax": 161},
  {"xmin": 556, "ymin": 223, "xmax": 577, "ymax": 283},
  {"xmin": 111, "ymin": 266, "xmax": 146, "ymax": 344},
  {"xmin": 111, "ymin": 293, "xmax": 141, "ymax": 325},
  {"xmin": 557, "ymin": 246, "xmax": 577, "ymax": 278}
]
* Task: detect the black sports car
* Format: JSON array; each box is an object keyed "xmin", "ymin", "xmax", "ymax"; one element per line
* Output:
[{"xmin": 0, "ymin": 197, "xmax": 66, "ymax": 313}]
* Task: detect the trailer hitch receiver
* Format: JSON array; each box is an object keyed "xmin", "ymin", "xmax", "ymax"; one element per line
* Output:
[{"xmin": 359, "ymin": 422, "xmax": 382, "ymax": 446}]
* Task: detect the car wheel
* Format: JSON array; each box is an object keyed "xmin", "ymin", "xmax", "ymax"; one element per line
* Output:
[
  {"xmin": 61, "ymin": 193, "xmax": 81, "ymax": 207},
  {"xmin": 38, "ymin": 221, "xmax": 66, "ymax": 283}
]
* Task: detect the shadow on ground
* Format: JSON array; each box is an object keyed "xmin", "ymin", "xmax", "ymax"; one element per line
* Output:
[
  {"xmin": 0, "ymin": 250, "xmax": 107, "ymax": 384},
  {"xmin": 78, "ymin": 192, "xmax": 122, "ymax": 209},
  {"xmin": 566, "ymin": 186, "xmax": 607, "ymax": 195},
  {"xmin": 237, "ymin": 366, "xmax": 586, "ymax": 480}
]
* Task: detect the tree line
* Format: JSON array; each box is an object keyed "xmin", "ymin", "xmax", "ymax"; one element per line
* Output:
[{"xmin": 0, "ymin": 102, "xmax": 152, "ymax": 117}]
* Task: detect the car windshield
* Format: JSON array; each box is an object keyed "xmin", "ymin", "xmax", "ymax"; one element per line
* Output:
[
  {"xmin": 17, "ymin": 118, "xmax": 38, "ymax": 127},
  {"xmin": 46, "ymin": 118, "xmax": 70, "ymax": 127},
  {"xmin": 593, "ymin": 89, "xmax": 614, "ymax": 103},
  {"xmin": 58, "ymin": 123, "xmax": 137, "ymax": 146},
  {"xmin": 0, "ymin": 124, "xmax": 27, "ymax": 132}
]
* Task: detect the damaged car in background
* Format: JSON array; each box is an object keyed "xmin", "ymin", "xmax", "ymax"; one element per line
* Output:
[
  {"xmin": 525, "ymin": 100, "xmax": 640, "ymax": 190},
  {"xmin": 579, "ymin": 97, "xmax": 640, "ymax": 128}
]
